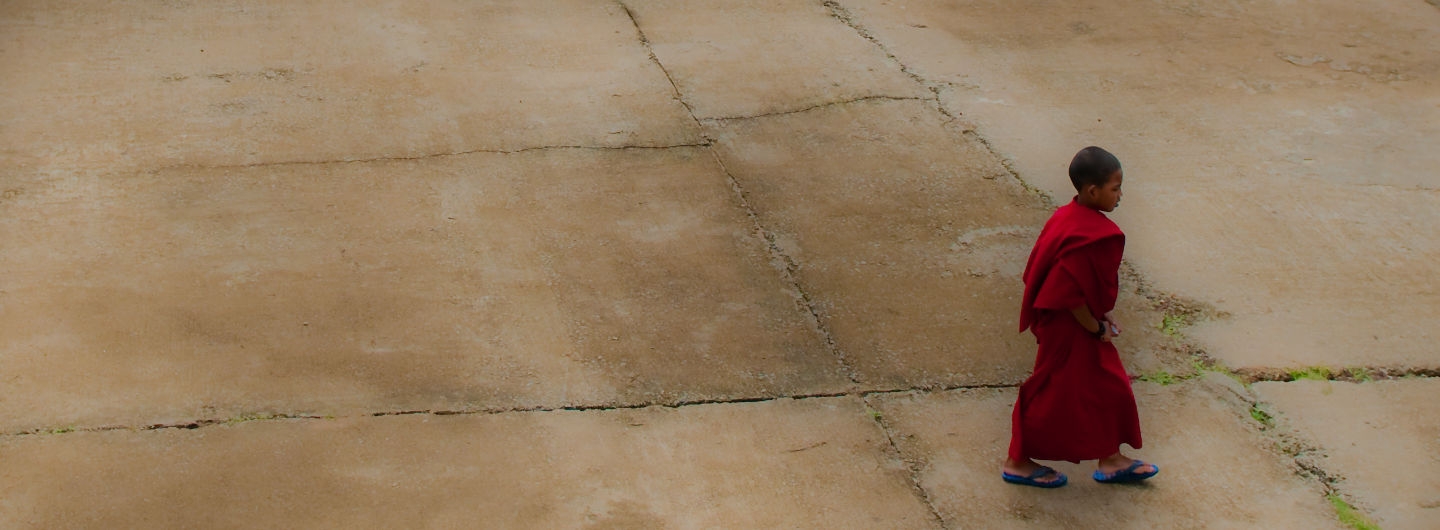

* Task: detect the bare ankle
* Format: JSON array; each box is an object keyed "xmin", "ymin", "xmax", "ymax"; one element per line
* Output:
[{"xmin": 1004, "ymin": 458, "xmax": 1041, "ymax": 472}]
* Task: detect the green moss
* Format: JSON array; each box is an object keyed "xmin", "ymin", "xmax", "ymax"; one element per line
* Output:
[
  {"xmin": 1327, "ymin": 495, "xmax": 1380, "ymax": 530},
  {"xmin": 1249, "ymin": 404, "xmax": 1274, "ymax": 428},
  {"xmin": 1137, "ymin": 370, "xmax": 1177, "ymax": 386},
  {"xmin": 1188, "ymin": 357, "xmax": 1254, "ymax": 389},
  {"xmin": 1289, "ymin": 367, "xmax": 1333, "ymax": 382},
  {"xmin": 225, "ymin": 412, "xmax": 277, "ymax": 425},
  {"xmin": 1348, "ymin": 367, "xmax": 1373, "ymax": 382},
  {"xmin": 1159, "ymin": 314, "xmax": 1188, "ymax": 336}
]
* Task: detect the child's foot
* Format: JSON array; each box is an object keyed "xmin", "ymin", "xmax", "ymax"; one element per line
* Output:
[
  {"xmin": 1002, "ymin": 458, "xmax": 1068, "ymax": 488},
  {"xmin": 1094, "ymin": 453, "xmax": 1158, "ymax": 483}
]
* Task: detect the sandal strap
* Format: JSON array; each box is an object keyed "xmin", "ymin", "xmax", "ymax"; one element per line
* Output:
[
  {"xmin": 1099, "ymin": 460, "xmax": 1146, "ymax": 480},
  {"xmin": 1027, "ymin": 466, "xmax": 1058, "ymax": 480}
]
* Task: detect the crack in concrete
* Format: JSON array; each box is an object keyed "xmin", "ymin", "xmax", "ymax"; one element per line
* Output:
[
  {"xmin": 10, "ymin": 368, "xmax": 1435, "ymax": 438},
  {"xmin": 150, "ymin": 141, "xmax": 716, "ymax": 173},
  {"xmin": 4, "ymin": 382, "xmax": 1025, "ymax": 439},
  {"xmin": 700, "ymin": 95, "xmax": 928, "ymax": 122},
  {"xmin": 617, "ymin": 0, "xmax": 707, "ymax": 135},
  {"xmin": 1238, "ymin": 388, "xmax": 1355, "ymax": 515},
  {"xmin": 821, "ymin": 1, "xmax": 1038, "ymax": 198},
  {"xmin": 960, "ymin": 130, "xmax": 1049, "ymax": 201},
  {"xmin": 1354, "ymin": 182, "xmax": 1440, "ymax": 193},
  {"xmin": 615, "ymin": 0, "xmax": 865, "ymax": 386},
  {"xmin": 861, "ymin": 394, "xmax": 949, "ymax": 529},
  {"xmin": 785, "ymin": 440, "xmax": 829, "ymax": 453},
  {"xmin": 1239, "ymin": 365, "xmax": 1440, "ymax": 384},
  {"xmin": 706, "ymin": 149, "xmax": 866, "ymax": 387},
  {"xmin": 12, "ymin": 412, "xmax": 329, "ymax": 438},
  {"xmin": 822, "ymin": 2, "xmax": 950, "ymax": 117}
]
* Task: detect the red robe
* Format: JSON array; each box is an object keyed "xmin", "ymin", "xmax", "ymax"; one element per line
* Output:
[{"xmin": 1009, "ymin": 199, "xmax": 1142, "ymax": 462}]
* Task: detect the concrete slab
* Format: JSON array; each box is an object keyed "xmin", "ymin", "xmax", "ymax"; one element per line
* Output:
[
  {"xmin": 0, "ymin": 397, "xmax": 937, "ymax": 529},
  {"xmin": 1255, "ymin": 379, "xmax": 1440, "ymax": 530},
  {"xmin": 621, "ymin": 0, "xmax": 928, "ymax": 120},
  {"xmin": 707, "ymin": 98, "xmax": 1184, "ymax": 388},
  {"xmin": 0, "ymin": 148, "xmax": 849, "ymax": 433},
  {"xmin": 870, "ymin": 382, "xmax": 1342, "ymax": 529},
  {"xmin": 832, "ymin": 0, "xmax": 1440, "ymax": 370},
  {"xmin": 0, "ymin": 0, "xmax": 701, "ymax": 172},
  {"xmin": 7, "ymin": 1, "xmax": 1418, "ymax": 525}
]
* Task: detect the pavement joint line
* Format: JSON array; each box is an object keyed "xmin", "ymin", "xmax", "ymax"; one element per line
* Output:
[
  {"xmin": 822, "ymin": 1, "xmax": 950, "ymax": 118},
  {"xmin": 1222, "ymin": 362, "xmax": 1435, "ymax": 522},
  {"xmin": 1237, "ymin": 390, "xmax": 1352, "ymax": 509},
  {"xmin": 698, "ymin": 94, "xmax": 930, "ymax": 122},
  {"xmin": 2, "ymin": 382, "xmax": 1027, "ymax": 440},
  {"xmin": 1354, "ymin": 182, "xmax": 1440, "ymax": 193},
  {"xmin": 1191, "ymin": 356, "xmax": 1438, "ymax": 524},
  {"xmin": 617, "ymin": 0, "xmax": 708, "ymax": 136},
  {"xmin": 861, "ymin": 394, "xmax": 950, "ymax": 529},
  {"xmin": 145, "ymin": 141, "xmax": 717, "ymax": 173},
  {"xmin": 617, "ymin": 0, "xmax": 865, "ymax": 385},
  {"xmin": 821, "ymin": 0, "xmax": 1039, "ymax": 198},
  {"xmin": 1237, "ymin": 365, "xmax": 1440, "ymax": 383},
  {"xmin": 16, "ymin": 369, "xmax": 1435, "ymax": 438},
  {"xmin": 705, "ymin": 148, "xmax": 866, "ymax": 386}
]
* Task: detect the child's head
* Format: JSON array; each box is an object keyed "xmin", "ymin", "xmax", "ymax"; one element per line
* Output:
[{"xmin": 1069, "ymin": 146, "xmax": 1123, "ymax": 212}]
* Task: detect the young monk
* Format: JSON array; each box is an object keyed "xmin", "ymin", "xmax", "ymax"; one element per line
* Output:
[{"xmin": 1001, "ymin": 146, "xmax": 1158, "ymax": 488}]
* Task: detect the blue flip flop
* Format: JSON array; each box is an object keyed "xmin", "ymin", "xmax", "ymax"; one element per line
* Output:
[
  {"xmin": 1003, "ymin": 466, "xmax": 1068, "ymax": 488},
  {"xmin": 1093, "ymin": 460, "xmax": 1159, "ymax": 483}
]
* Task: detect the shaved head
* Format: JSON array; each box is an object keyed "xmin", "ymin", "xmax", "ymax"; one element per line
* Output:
[{"xmin": 1068, "ymin": 146, "xmax": 1122, "ymax": 191}]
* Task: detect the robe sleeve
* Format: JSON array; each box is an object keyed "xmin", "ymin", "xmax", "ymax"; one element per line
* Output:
[
  {"xmin": 1032, "ymin": 253, "xmax": 1086, "ymax": 311},
  {"xmin": 1033, "ymin": 237, "xmax": 1123, "ymax": 314}
]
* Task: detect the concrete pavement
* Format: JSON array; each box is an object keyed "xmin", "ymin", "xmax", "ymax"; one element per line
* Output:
[{"xmin": 3, "ymin": 0, "xmax": 1436, "ymax": 527}]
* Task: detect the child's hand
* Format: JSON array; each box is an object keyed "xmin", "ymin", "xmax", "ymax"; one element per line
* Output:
[{"xmin": 1104, "ymin": 314, "xmax": 1122, "ymax": 336}]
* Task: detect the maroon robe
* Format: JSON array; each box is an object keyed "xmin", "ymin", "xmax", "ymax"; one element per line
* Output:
[{"xmin": 1009, "ymin": 199, "xmax": 1142, "ymax": 462}]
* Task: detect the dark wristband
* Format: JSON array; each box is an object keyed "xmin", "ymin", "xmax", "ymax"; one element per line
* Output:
[{"xmin": 1091, "ymin": 321, "xmax": 1107, "ymax": 338}]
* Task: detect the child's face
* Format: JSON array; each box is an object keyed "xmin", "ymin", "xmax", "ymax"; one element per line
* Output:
[{"xmin": 1088, "ymin": 170, "xmax": 1123, "ymax": 212}]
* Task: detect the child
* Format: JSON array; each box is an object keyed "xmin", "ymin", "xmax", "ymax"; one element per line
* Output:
[{"xmin": 1001, "ymin": 146, "xmax": 1158, "ymax": 488}]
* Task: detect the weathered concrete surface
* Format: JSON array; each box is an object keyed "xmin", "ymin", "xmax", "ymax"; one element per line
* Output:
[
  {"xmin": 1256, "ymin": 379, "xmax": 1440, "ymax": 530},
  {"xmin": 623, "ymin": 0, "xmax": 928, "ymax": 119},
  {"xmin": 707, "ymin": 98, "xmax": 1184, "ymax": 388},
  {"xmin": 0, "ymin": 148, "xmax": 849, "ymax": 432},
  {"xmin": 0, "ymin": 397, "xmax": 937, "ymax": 529},
  {"xmin": 833, "ymin": 0, "xmax": 1440, "ymax": 370},
  {"xmin": 870, "ymin": 382, "xmax": 1342, "ymax": 529},
  {"xmin": 0, "ymin": 0, "xmax": 702, "ymax": 172},
  {"xmin": 2, "ymin": 0, "xmax": 1430, "ymax": 526}
]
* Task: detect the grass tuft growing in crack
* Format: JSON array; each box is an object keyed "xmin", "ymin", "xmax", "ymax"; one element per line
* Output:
[
  {"xmin": 865, "ymin": 405, "xmax": 884, "ymax": 421},
  {"xmin": 1134, "ymin": 356, "xmax": 1245, "ymax": 387},
  {"xmin": 1288, "ymin": 366, "xmax": 1334, "ymax": 382},
  {"xmin": 1349, "ymin": 367, "xmax": 1373, "ymax": 383},
  {"xmin": 859, "ymin": 395, "xmax": 946, "ymax": 528},
  {"xmin": 1136, "ymin": 370, "xmax": 1178, "ymax": 386},
  {"xmin": 1327, "ymin": 494, "xmax": 1381, "ymax": 530},
  {"xmin": 1160, "ymin": 313, "xmax": 1188, "ymax": 336},
  {"xmin": 1249, "ymin": 403, "xmax": 1275, "ymax": 429},
  {"xmin": 225, "ymin": 412, "xmax": 279, "ymax": 425}
]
